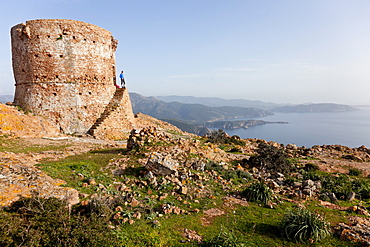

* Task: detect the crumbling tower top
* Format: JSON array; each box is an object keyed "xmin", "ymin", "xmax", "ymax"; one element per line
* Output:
[{"xmin": 12, "ymin": 19, "xmax": 118, "ymax": 88}]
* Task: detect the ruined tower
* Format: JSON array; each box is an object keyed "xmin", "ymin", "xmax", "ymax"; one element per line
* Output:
[{"xmin": 11, "ymin": 19, "xmax": 135, "ymax": 138}]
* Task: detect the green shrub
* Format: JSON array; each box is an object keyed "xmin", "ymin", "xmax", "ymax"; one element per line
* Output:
[
  {"xmin": 351, "ymin": 179, "xmax": 370, "ymax": 199},
  {"xmin": 0, "ymin": 196, "xmax": 120, "ymax": 246},
  {"xmin": 86, "ymin": 194, "xmax": 114, "ymax": 219},
  {"xmin": 242, "ymin": 181, "xmax": 273, "ymax": 204},
  {"xmin": 321, "ymin": 174, "xmax": 352, "ymax": 199},
  {"xmin": 248, "ymin": 143, "xmax": 295, "ymax": 176},
  {"xmin": 349, "ymin": 168, "xmax": 362, "ymax": 177},
  {"xmin": 205, "ymin": 162, "xmax": 253, "ymax": 183},
  {"xmin": 304, "ymin": 163, "xmax": 320, "ymax": 172},
  {"xmin": 302, "ymin": 170, "xmax": 323, "ymax": 181},
  {"xmin": 305, "ymin": 171, "xmax": 370, "ymax": 200},
  {"xmin": 281, "ymin": 208, "xmax": 331, "ymax": 243},
  {"xmin": 205, "ymin": 161, "xmax": 224, "ymax": 173},
  {"xmin": 205, "ymin": 129, "xmax": 245, "ymax": 146}
]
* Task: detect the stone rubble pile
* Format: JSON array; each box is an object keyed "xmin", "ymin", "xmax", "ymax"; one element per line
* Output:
[
  {"xmin": 127, "ymin": 127, "xmax": 171, "ymax": 150},
  {"xmin": 127, "ymin": 126, "xmax": 230, "ymax": 165}
]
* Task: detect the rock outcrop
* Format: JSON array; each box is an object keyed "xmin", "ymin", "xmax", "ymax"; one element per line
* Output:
[{"xmin": 0, "ymin": 103, "xmax": 60, "ymax": 138}]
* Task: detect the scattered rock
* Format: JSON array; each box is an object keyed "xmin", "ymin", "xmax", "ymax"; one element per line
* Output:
[
  {"xmin": 180, "ymin": 186, "xmax": 188, "ymax": 195},
  {"xmin": 87, "ymin": 178, "xmax": 96, "ymax": 185},
  {"xmin": 133, "ymin": 212, "xmax": 141, "ymax": 219},
  {"xmin": 201, "ymin": 208, "xmax": 225, "ymax": 225},
  {"xmin": 223, "ymin": 196, "xmax": 249, "ymax": 207},
  {"xmin": 327, "ymin": 192, "xmax": 338, "ymax": 202},
  {"xmin": 347, "ymin": 192, "xmax": 356, "ymax": 201},
  {"xmin": 130, "ymin": 198, "xmax": 140, "ymax": 207},
  {"xmin": 182, "ymin": 228, "xmax": 202, "ymax": 243}
]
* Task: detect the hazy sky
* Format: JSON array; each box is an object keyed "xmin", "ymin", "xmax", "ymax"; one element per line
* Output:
[{"xmin": 1, "ymin": 0, "xmax": 370, "ymax": 105}]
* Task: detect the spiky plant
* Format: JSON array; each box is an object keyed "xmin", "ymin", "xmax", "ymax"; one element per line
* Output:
[
  {"xmin": 281, "ymin": 208, "xmax": 331, "ymax": 242},
  {"xmin": 202, "ymin": 225, "xmax": 243, "ymax": 247},
  {"xmin": 242, "ymin": 181, "xmax": 273, "ymax": 204}
]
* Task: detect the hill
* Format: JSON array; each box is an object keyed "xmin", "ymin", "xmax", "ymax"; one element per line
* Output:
[
  {"xmin": 1, "ymin": 101, "xmax": 370, "ymax": 245},
  {"xmin": 0, "ymin": 119, "xmax": 369, "ymax": 245},
  {"xmin": 271, "ymin": 103, "xmax": 358, "ymax": 113},
  {"xmin": 159, "ymin": 118, "xmax": 209, "ymax": 136},
  {"xmin": 156, "ymin": 95, "xmax": 283, "ymax": 109},
  {"xmin": 130, "ymin": 92, "xmax": 272, "ymax": 124}
]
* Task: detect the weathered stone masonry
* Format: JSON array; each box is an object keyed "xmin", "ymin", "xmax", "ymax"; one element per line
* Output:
[{"xmin": 11, "ymin": 19, "xmax": 135, "ymax": 138}]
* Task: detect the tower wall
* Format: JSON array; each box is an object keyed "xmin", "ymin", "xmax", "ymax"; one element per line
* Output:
[{"xmin": 11, "ymin": 19, "xmax": 119, "ymax": 134}]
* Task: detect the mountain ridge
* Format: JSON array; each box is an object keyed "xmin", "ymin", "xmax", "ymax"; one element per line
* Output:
[
  {"xmin": 156, "ymin": 95, "xmax": 284, "ymax": 110},
  {"xmin": 130, "ymin": 92, "xmax": 272, "ymax": 124}
]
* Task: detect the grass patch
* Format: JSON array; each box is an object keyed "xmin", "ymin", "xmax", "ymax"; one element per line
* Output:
[
  {"xmin": 36, "ymin": 150, "xmax": 124, "ymax": 194},
  {"xmin": 200, "ymin": 202, "xmax": 356, "ymax": 247}
]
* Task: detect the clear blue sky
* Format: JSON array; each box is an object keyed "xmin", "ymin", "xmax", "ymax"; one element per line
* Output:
[{"xmin": 1, "ymin": 0, "xmax": 370, "ymax": 105}]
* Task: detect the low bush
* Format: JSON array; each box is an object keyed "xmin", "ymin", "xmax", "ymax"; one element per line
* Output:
[
  {"xmin": 281, "ymin": 208, "xmax": 331, "ymax": 243},
  {"xmin": 205, "ymin": 162, "xmax": 253, "ymax": 183},
  {"xmin": 205, "ymin": 129, "xmax": 245, "ymax": 146},
  {"xmin": 304, "ymin": 163, "xmax": 320, "ymax": 172},
  {"xmin": 349, "ymin": 168, "xmax": 362, "ymax": 177},
  {"xmin": 0, "ymin": 196, "xmax": 120, "ymax": 246},
  {"xmin": 321, "ymin": 174, "xmax": 352, "ymax": 199},
  {"xmin": 351, "ymin": 179, "xmax": 370, "ymax": 199},
  {"xmin": 302, "ymin": 170, "xmax": 323, "ymax": 181},
  {"xmin": 248, "ymin": 143, "xmax": 295, "ymax": 176}
]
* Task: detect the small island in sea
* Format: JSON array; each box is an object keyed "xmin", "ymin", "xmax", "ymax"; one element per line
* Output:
[{"xmin": 271, "ymin": 103, "xmax": 358, "ymax": 113}]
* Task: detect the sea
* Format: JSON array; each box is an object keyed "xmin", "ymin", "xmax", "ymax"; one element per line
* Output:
[{"xmin": 221, "ymin": 106, "xmax": 370, "ymax": 148}]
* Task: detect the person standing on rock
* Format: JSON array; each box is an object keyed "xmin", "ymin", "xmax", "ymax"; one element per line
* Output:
[{"xmin": 120, "ymin": 71, "xmax": 126, "ymax": 88}]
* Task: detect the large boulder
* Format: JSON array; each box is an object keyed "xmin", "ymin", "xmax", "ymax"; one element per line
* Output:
[{"xmin": 146, "ymin": 152, "xmax": 179, "ymax": 176}]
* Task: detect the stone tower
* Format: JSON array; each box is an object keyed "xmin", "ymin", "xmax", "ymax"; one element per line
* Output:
[{"xmin": 11, "ymin": 19, "xmax": 135, "ymax": 138}]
